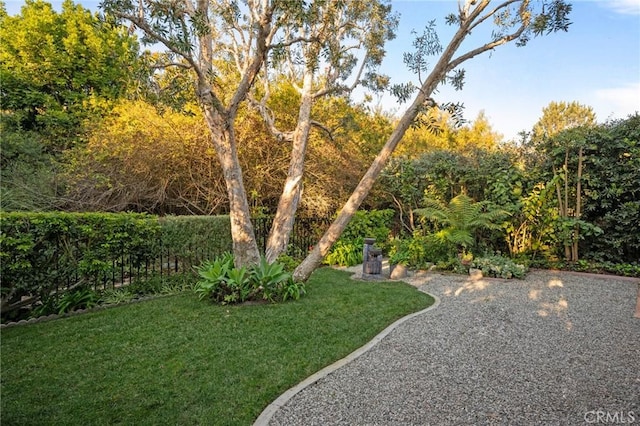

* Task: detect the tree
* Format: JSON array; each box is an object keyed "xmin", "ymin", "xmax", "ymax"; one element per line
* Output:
[
  {"xmin": 454, "ymin": 111, "xmax": 503, "ymax": 152},
  {"xmin": 0, "ymin": 0, "xmax": 141, "ymax": 148},
  {"xmin": 246, "ymin": 1, "xmax": 397, "ymax": 262},
  {"xmin": 101, "ymin": 0, "xmax": 397, "ymax": 267},
  {"xmin": 580, "ymin": 114, "xmax": 640, "ymax": 264},
  {"xmin": 395, "ymin": 110, "xmax": 502, "ymax": 156},
  {"xmin": 62, "ymin": 100, "xmax": 228, "ymax": 214},
  {"xmin": 101, "ymin": 0, "xmax": 286, "ymax": 266},
  {"xmin": 532, "ymin": 101, "xmax": 596, "ymax": 143},
  {"xmin": 532, "ymin": 101, "xmax": 597, "ymax": 261},
  {"xmin": 293, "ymin": 0, "xmax": 573, "ymax": 281}
]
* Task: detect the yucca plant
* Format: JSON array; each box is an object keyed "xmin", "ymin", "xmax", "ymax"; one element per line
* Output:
[{"xmin": 414, "ymin": 194, "xmax": 509, "ymax": 253}]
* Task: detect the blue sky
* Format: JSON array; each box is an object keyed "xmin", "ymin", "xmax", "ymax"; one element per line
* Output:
[
  {"xmin": 5, "ymin": 0, "xmax": 639, "ymax": 141},
  {"xmin": 380, "ymin": 0, "xmax": 640, "ymax": 141}
]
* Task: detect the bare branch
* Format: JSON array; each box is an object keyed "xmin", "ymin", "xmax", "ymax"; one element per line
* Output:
[
  {"xmin": 227, "ymin": 0, "xmax": 276, "ymax": 118},
  {"xmin": 310, "ymin": 120, "xmax": 335, "ymax": 142},
  {"xmin": 150, "ymin": 62, "xmax": 192, "ymax": 70},
  {"xmin": 246, "ymin": 93, "xmax": 294, "ymax": 142}
]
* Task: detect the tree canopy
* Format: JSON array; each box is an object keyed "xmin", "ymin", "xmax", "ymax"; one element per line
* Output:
[{"xmin": 0, "ymin": 0, "xmax": 141, "ymax": 147}]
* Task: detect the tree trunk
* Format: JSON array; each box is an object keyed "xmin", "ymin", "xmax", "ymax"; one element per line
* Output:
[
  {"xmin": 572, "ymin": 146, "xmax": 584, "ymax": 261},
  {"xmin": 553, "ymin": 164, "xmax": 564, "ymax": 217},
  {"xmin": 265, "ymin": 72, "xmax": 314, "ymax": 263},
  {"xmin": 293, "ymin": 13, "xmax": 480, "ymax": 281},
  {"xmin": 292, "ymin": 0, "xmax": 551, "ymax": 281},
  {"xmin": 563, "ymin": 149, "xmax": 572, "ymax": 261},
  {"xmin": 292, "ymin": 93, "xmax": 430, "ymax": 281},
  {"xmin": 203, "ymin": 106, "xmax": 261, "ymax": 267}
]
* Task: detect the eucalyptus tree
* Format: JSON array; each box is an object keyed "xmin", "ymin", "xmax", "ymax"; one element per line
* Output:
[
  {"xmin": 293, "ymin": 0, "xmax": 573, "ymax": 281},
  {"xmin": 101, "ymin": 0, "xmax": 288, "ymax": 266},
  {"xmin": 100, "ymin": 0, "xmax": 397, "ymax": 267},
  {"xmin": 247, "ymin": 1, "xmax": 398, "ymax": 262}
]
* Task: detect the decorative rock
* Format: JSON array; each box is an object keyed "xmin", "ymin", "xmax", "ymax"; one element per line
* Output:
[
  {"xmin": 390, "ymin": 263, "xmax": 408, "ymax": 280},
  {"xmin": 469, "ymin": 267, "xmax": 483, "ymax": 280}
]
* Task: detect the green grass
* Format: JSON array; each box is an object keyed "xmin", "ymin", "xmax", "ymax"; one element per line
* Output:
[{"xmin": 1, "ymin": 268, "xmax": 433, "ymax": 426}]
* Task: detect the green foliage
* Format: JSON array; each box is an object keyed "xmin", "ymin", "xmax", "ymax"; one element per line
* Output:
[
  {"xmin": 100, "ymin": 288, "xmax": 135, "ymax": 305},
  {"xmin": 324, "ymin": 241, "xmax": 364, "ymax": 267},
  {"xmin": 159, "ymin": 215, "xmax": 233, "ymax": 270},
  {"xmin": 324, "ymin": 209, "xmax": 394, "ymax": 266},
  {"xmin": 194, "ymin": 253, "xmax": 233, "ymax": 302},
  {"xmin": 275, "ymin": 253, "xmax": 300, "ymax": 272},
  {"xmin": 415, "ymin": 194, "xmax": 509, "ymax": 252},
  {"xmin": 378, "ymin": 149, "xmax": 522, "ymax": 234},
  {"xmin": 0, "ymin": 0, "xmax": 141, "ymax": 145},
  {"xmin": 0, "ymin": 123, "xmax": 63, "ymax": 211},
  {"xmin": 569, "ymin": 260, "xmax": 640, "ymax": 278},
  {"xmin": 471, "ymin": 254, "xmax": 528, "ymax": 279},
  {"xmin": 55, "ymin": 287, "xmax": 99, "ymax": 315},
  {"xmin": 195, "ymin": 254, "xmax": 305, "ymax": 305},
  {"xmin": 0, "ymin": 211, "xmax": 161, "ymax": 321},
  {"xmin": 389, "ymin": 233, "xmax": 455, "ymax": 269},
  {"xmin": 580, "ymin": 114, "xmax": 640, "ymax": 264},
  {"xmin": 505, "ymin": 179, "xmax": 560, "ymax": 259}
]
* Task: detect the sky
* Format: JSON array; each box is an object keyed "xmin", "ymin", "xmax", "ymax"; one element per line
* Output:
[
  {"xmin": 4, "ymin": 0, "xmax": 639, "ymax": 141},
  {"xmin": 378, "ymin": 0, "xmax": 640, "ymax": 141}
]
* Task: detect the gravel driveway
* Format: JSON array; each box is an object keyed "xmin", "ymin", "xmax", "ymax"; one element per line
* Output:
[{"xmin": 259, "ymin": 269, "xmax": 640, "ymax": 426}]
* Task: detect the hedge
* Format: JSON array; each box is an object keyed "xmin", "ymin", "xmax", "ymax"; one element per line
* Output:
[
  {"xmin": 158, "ymin": 215, "xmax": 232, "ymax": 270},
  {"xmin": 0, "ymin": 212, "xmax": 233, "ymax": 321}
]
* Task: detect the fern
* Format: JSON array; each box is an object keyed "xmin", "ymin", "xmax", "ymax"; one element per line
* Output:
[{"xmin": 415, "ymin": 194, "xmax": 509, "ymax": 250}]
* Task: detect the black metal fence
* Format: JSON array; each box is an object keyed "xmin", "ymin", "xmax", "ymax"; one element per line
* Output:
[
  {"xmin": 253, "ymin": 216, "xmax": 333, "ymax": 258},
  {"xmin": 54, "ymin": 216, "xmax": 333, "ymax": 293},
  {"xmin": 2, "ymin": 214, "xmax": 336, "ymax": 322}
]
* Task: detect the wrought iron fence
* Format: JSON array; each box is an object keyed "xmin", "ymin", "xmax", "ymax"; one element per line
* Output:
[
  {"xmin": 252, "ymin": 216, "xmax": 333, "ymax": 258},
  {"xmin": 51, "ymin": 216, "xmax": 333, "ymax": 293}
]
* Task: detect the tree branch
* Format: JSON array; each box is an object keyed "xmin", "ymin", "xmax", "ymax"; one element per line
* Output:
[{"xmin": 447, "ymin": 24, "xmax": 526, "ymax": 71}]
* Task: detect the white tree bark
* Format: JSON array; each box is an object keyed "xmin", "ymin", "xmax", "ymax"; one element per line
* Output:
[
  {"xmin": 294, "ymin": 0, "xmax": 558, "ymax": 281},
  {"xmin": 255, "ymin": 0, "xmax": 397, "ymax": 262},
  {"xmin": 264, "ymin": 71, "xmax": 314, "ymax": 263}
]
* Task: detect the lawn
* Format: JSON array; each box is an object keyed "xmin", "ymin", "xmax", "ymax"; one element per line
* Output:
[{"xmin": 1, "ymin": 267, "xmax": 434, "ymax": 426}]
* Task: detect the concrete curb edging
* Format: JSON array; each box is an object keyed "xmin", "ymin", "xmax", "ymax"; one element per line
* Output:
[{"xmin": 253, "ymin": 289, "xmax": 441, "ymax": 426}]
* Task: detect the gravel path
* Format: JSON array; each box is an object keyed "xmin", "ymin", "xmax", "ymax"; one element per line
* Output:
[{"xmin": 260, "ymin": 269, "xmax": 640, "ymax": 426}]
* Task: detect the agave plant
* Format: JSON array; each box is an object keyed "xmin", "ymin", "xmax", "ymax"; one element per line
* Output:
[{"xmin": 194, "ymin": 253, "xmax": 233, "ymax": 301}]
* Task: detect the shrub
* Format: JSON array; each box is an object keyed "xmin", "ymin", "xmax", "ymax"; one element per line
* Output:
[
  {"xmin": 389, "ymin": 233, "xmax": 456, "ymax": 269},
  {"xmin": 55, "ymin": 287, "xmax": 100, "ymax": 315},
  {"xmin": 0, "ymin": 212, "xmax": 238, "ymax": 322},
  {"xmin": 159, "ymin": 215, "xmax": 233, "ymax": 270},
  {"xmin": 471, "ymin": 254, "xmax": 528, "ymax": 279},
  {"xmin": 194, "ymin": 254, "xmax": 305, "ymax": 305},
  {"xmin": 324, "ymin": 209, "xmax": 394, "ymax": 267},
  {"xmin": 0, "ymin": 211, "xmax": 161, "ymax": 321},
  {"xmin": 324, "ymin": 240, "xmax": 363, "ymax": 267}
]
